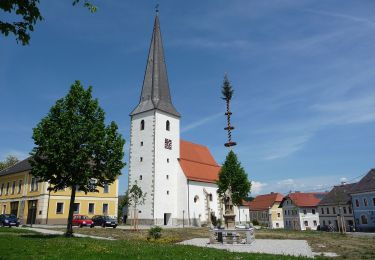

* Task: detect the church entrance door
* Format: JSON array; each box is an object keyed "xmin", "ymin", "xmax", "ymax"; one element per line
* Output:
[{"xmin": 164, "ymin": 213, "xmax": 171, "ymax": 226}]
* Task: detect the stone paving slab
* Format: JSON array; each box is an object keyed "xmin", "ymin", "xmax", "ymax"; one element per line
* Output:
[{"xmin": 179, "ymin": 238, "xmax": 315, "ymax": 257}]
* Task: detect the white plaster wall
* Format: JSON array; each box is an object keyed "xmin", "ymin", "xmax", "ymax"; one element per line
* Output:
[
  {"xmin": 282, "ymin": 199, "xmax": 301, "ymax": 230},
  {"xmin": 176, "ymin": 164, "xmax": 188, "ymax": 220},
  {"xmin": 235, "ymin": 206, "xmax": 250, "ymax": 223},
  {"xmin": 298, "ymin": 208, "xmax": 320, "ymax": 230},
  {"xmin": 188, "ymin": 181, "xmax": 220, "ymax": 225},
  {"xmin": 128, "ymin": 110, "xmax": 155, "ymax": 220},
  {"xmin": 153, "ymin": 111, "xmax": 180, "ymax": 223}
]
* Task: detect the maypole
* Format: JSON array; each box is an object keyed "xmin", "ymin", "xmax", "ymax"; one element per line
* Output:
[{"xmin": 222, "ymin": 74, "xmax": 237, "ymax": 148}]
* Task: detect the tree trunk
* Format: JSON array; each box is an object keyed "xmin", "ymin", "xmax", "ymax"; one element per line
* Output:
[
  {"xmin": 133, "ymin": 205, "xmax": 137, "ymax": 231},
  {"xmin": 66, "ymin": 186, "xmax": 76, "ymax": 237}
]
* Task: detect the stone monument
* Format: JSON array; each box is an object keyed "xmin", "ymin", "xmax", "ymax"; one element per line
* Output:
[{"xmin": 223, "ymin": 190, "xmax": 236, "ymax": 229}]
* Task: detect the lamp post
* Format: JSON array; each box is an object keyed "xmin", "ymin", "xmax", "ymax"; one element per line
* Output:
[{"xmin": 183, "ymin": 210, "xmax": 185, "ymax": 228}]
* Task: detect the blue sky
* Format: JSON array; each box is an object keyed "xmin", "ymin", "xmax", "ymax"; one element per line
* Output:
[{"xmin": 1, "ymin": 0, "xmax": 375, "ymax": 196}]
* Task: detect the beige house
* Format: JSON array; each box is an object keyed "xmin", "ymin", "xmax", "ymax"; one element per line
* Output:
[{"xmin": 249, "ymin": 192, "xmax": 284, "ymax": 228}]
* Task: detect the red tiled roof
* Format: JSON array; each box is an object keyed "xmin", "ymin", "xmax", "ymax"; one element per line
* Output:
[
  {"xmin": 249, "ymin": 193, "xmax": 284, "ymax": 211},
  {"xmin": 281, "ymin": 192, "xmax": 326, "ymax": 207},
  {"xmin": 241, "ymin": 200, "xmax": 252, "ymax": 206},
  {"xmin": 179, "ymin": 140, "xmax": 220, "ymax": 183}
]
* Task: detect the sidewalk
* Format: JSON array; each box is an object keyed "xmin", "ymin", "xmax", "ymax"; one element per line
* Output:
[
  {"xmin": 29, "ymin": 224, "xmax": 198, "ymax": 230},
  {"xmin": 20, "ymin": 227, "xmax": 115, "ymax": 240}
]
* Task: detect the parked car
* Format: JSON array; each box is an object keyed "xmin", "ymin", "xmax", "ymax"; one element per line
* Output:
[
  {"xmin": 0, "ymin": 214, "xmax": 20, "ymax": 227},
  {"xmin": 92, "ymin": 215, "xmax": 118, "ymax": 228},
  {"xmin": 72, "ymin": 214, "xmax": 94, "ymax": 228}
]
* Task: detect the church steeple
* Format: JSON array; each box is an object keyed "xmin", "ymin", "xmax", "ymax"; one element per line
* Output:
[{"xmin": 131, "ymin": 13, "xmax": 180, "ymax": 117}]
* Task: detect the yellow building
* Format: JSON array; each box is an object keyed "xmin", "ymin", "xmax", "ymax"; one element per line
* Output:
[
  {"xmin": 0, "ymin": 158, "xmax": 118, "ymax": 225},
  {"xmin": 249, "ymin": 192, "xmax": 284, "ymax": 228}
]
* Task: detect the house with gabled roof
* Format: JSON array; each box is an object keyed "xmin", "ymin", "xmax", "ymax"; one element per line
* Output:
[
  {"xmin": 350, "ymin": 169, "xmax": 375, "ymax": 232},
  {"xmin": 0, "ymin": 158, "xmax": 119, "ymax": 225},
  {"xmin": 317, "ymin": 183, "xmax": 355, "ymax": 232},
  {"xmin": 280, "ymin": 192, "xmax": 326, "ymax": 230},
  {"xmin": 249, "ymin": 192, "xmax": 284, "ymax": 228}
]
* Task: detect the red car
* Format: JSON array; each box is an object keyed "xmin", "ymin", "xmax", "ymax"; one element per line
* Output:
[{"xmin": 72, "ymin": 214, "xmax": 94, "ymax": 228}]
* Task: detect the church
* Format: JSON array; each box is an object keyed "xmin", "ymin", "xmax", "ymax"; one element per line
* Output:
[{"xmin": 127, "ymin": 13, "xmax": 233, "ymax": 226}]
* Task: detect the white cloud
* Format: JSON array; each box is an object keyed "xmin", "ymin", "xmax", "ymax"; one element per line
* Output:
[
  {"xmin": 302, "ymin": 9, "xmax": 375, "ymax": 27},
  {"xmin": 253, "ymin": 174, "xmax": 355, "ymax": 196},
  {"xmin": 277, "ymin": 178, "xmax": 295, "ymax": 186},
  {"xmin": 263, "ymin": 134, "xmax": 311, "ymax": 160},
  {"xmin": 251, "ymin": 181, "xmax": 267, "ymax": 195},
  {"xmin": 340, "ymin": 177, "xmax": 348, "ymax": 183},
  {"xmin": 181, "ymin": 112, "xmax": 223, "ymax": 133}
]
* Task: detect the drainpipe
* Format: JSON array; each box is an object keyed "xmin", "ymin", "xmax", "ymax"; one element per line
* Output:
[{"xmin": 46, "ymin": 188, "xmax": 51, "ymax": 224}]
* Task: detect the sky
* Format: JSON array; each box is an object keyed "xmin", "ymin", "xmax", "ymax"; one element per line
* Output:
[{"xmin": 1, "ymin": 0, "xmax": 375, "ymax": 196}]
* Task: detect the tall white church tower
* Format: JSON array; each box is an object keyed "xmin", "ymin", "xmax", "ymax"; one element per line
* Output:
[{"xmin": 128, "ymin": 13, "xmax": 181, "ymax": 225}]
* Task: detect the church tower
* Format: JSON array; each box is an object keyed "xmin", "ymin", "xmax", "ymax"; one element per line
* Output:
[{"xmin": 128, "ymin": 13, "xmax": 181, "ymax": 225}]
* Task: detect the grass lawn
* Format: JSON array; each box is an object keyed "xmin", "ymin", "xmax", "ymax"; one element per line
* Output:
[
  {"xmin": 47, "ymin": 226, "xmax": 375, "ymax": 259},
  {"xmin": 0, "ymin": 228, "xmax": 308, "ymax": 260},
  {"xmin": 255, "ymin": 229, "xmax": 375, "ymax": 260}
]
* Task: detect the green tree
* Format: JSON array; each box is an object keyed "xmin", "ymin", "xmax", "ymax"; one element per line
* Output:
[
  {"xmin": 128, "ymin": 181, "xmax": 146, "ymax": 230},
  {"xmin": 0, "ymin": 155, "xmax": 19, "ymax": 171},
  {"xmin": 0, "ymin": 0, "xmax": 96, "ymax": 45},
  {"xmin": 118, "ymin": 190, "xmax": 129, "ymax": 223},
  {"xmin": 217, "ymin": 150, "xmax": 251, "ymax": 206},
  {"xmin": 30, "ymin": 80, "xmax": 125, "ymax": 236}
]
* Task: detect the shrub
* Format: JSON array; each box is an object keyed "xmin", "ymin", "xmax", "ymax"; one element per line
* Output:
[
  {"xmin": 252, "ymin": 219, "xmax": 259, "ymax": 226},
  {"xmin": 148, "ymin": 226, "xmax": 162, "ymax": 240}
]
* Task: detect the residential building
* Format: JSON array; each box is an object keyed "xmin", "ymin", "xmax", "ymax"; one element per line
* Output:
[
  {"xmin": 280, "ymin": 192, "xmax": 325, "ymax": 230},
  {"xmin": 317, "ymin": 183, "xmax": 355, "ymax": 231},
  {"xmin": 350, "ymin": 169, "xmax": 375, "ymax": 232},
  {"xmin": 127, "ymin": 13, "xmax": 245, "ymax": 226},
  {"xmin": 235, "ymin": 200, "xmax": 251, "ymax": 224},
  {"xmin": 0, "ymin": 158, "xmax": 119, "ymax": 225},
  {"xmin": 249, "ymin": 192, "xmax": 284, "ymax": 228}
]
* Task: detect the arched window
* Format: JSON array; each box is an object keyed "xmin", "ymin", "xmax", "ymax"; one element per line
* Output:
[
  {"xmin": 166, "ymin": 120, "xmax": 170, "ymax": 131},
  {"xmin": 194, "ymin": 195, "xmax": 199, "ymax": 203},
  {"xmin": 361, "ymin": 215, "xmax": 368, "ymax": 224},
  {"xmin": 140, "ymin": 120, "xmax": 145, "ymax": 130}
]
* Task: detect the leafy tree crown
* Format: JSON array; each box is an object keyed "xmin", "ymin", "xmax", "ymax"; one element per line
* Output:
[
  {"xmin": 30, "ymin": 80, "xmax": 125, "ymax": 193},
  {"xmin": 0, "ymin": 0, "xmax": 96, "ymax": 45},
  {"xmin": 217, "ymin": 150, "xmax": 251, "ymax": 206},
  {"xmin": 0, "ymin": 155, "xmax": 19, "ymax": 171},
  {"xmin": 221, "ymin": 75, "xmax": 234, "ymax": 101}
]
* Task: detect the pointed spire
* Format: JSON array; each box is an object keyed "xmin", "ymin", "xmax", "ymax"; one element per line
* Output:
[{"xmin": 131, "ymin": 12, "xmax": 180, "ymax": 117}]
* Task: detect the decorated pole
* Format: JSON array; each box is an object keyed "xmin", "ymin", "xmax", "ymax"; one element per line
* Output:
[{"xmin": 222, "ymin": 74, "xmax": 237, "ymax": 148}]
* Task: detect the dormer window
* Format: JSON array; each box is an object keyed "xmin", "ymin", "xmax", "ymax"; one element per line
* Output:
[
  {"xmin": 140, "ymin": 120, "xmax": 145, "ymax": 130},
  {"xmin": 166, "ymin": 120, "xmax": 170, "ymax": 131}
]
